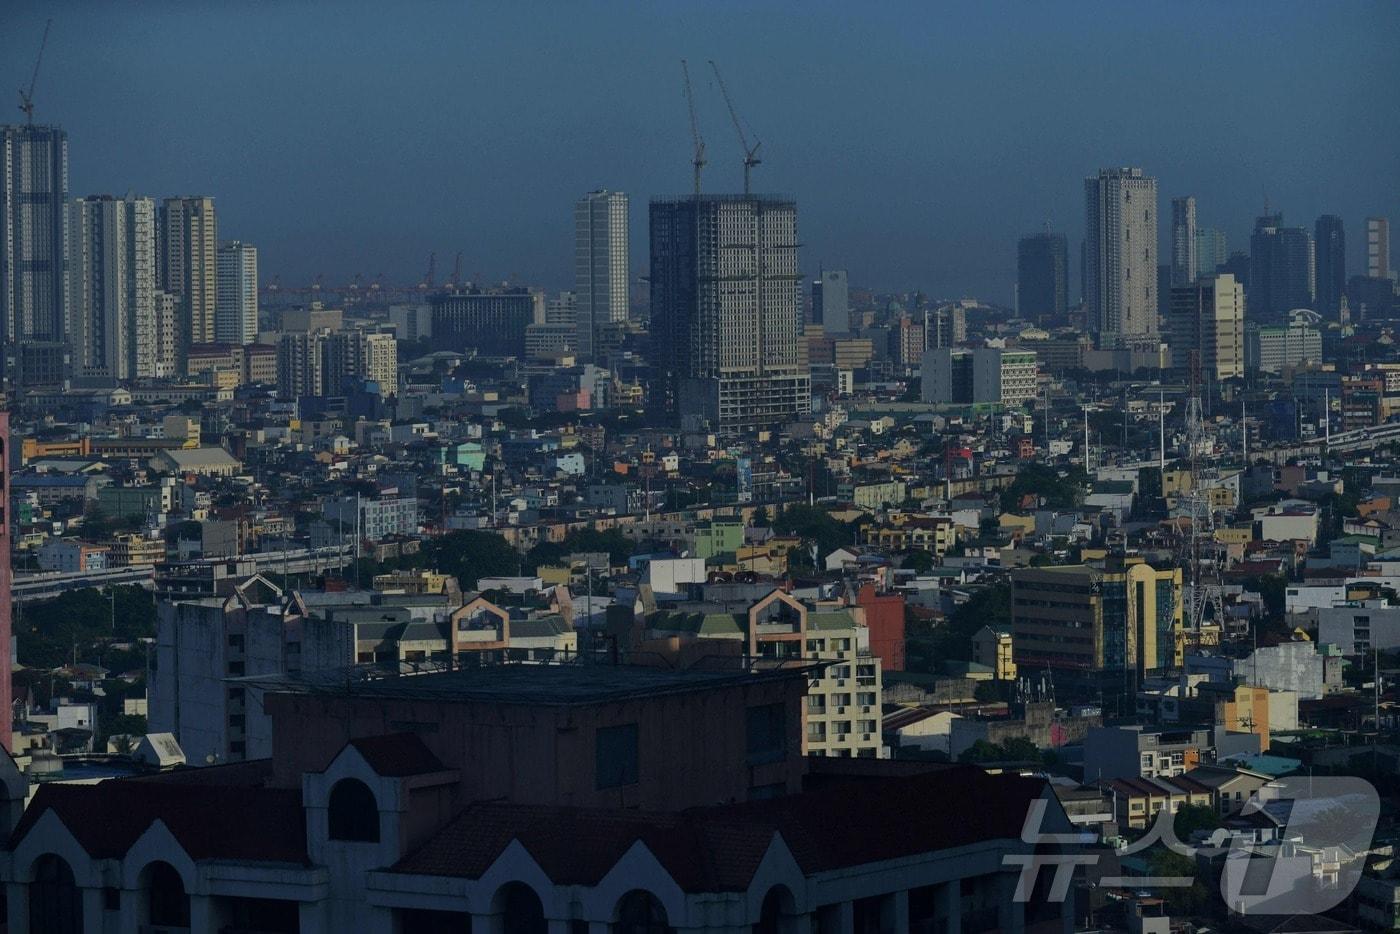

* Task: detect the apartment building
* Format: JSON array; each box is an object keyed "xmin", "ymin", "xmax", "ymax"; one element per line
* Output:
[{"xmin": 646, "ymin": 589, "xmax": 886, "ymax": 758}]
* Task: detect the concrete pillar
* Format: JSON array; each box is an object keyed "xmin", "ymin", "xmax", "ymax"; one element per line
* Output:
[
  {"xmin": 189, "ymin": 893, "xmax": 218, "ymax": 932},
  {"xmin": 6, "ymin": 881, "xmax": 29, "ymax": 934},
  {"xmin": 116, "ymin": 886, "xmax": 142, "ymax": 934},
  {"xmin": 471, "ymin": 910, "xmax": 503, "ymax": 934},
  {"xmin": 81, "ymin": 886, "xmax": 105, "ymax": 934},
  {"xmin": 546, "ymin": 919, "xmax": 573, "ymax": 934},
  {"xmin": 998, "ymin": 872, "xmax": 1025, "ymax": 934},
  {"xmin": 587, "ymin": 921, "xmax": 609, "ymax": 934},
  {"xmin": 790, "ymin": 912, "xmax": 814, "ymax": 934},
  {"xmin": 938, "ymin": 880, "xmax": 960, "ymax": 934},
  {"xmin": 889, "ymin": 890, "xmax": 909, "ymax": 934},
  {"xmin": 830, "ymin": 900, "xmax": 855, "ymax": 934},
  {"xmin": 300, "ymin": 898, "xmax": 331, "ymax": 934}
]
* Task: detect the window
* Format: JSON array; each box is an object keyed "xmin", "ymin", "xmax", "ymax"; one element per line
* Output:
[
  {"xmin": 327, "ymin": 778, "xmax": 380, "ymax": 842},
  {"xmin": 145, "ymin": 862, "xmax": 190, "ymax": 928},
  {"xmin": 746, "ymin": 703, "xmax": 787, "ymax": 765},
  {"xmin": 596, "ymin": 723, "xmax": 639, "ymax": 790},
  {"xmin": 30, "ymin": 854, "xmax": 82, "ymax": 934},
  {"xmin": 616, "ymin": 890, "xmax": 673, "ymax": 934}
]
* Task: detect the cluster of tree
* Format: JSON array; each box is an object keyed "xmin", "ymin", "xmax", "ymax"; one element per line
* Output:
[
  {"xmin": 772, "ymin": 504, "xmax": 857, "ymax": 570},
  {"xmin": 957, "ymin": 735, "xmax": 1041, "ymax": 764},
  {"xmin": 905, "ymin": 582, "xmax": 1010, "ymax": 674},
  {"xmin": 998, "ymin": 464, "xmax": 1087, "ymax": 513}
]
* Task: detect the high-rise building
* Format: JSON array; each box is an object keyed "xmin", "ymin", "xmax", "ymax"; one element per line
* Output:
[
  {"xmin": 67, "ymin": 196, "xmax": 133, "ymax": 381},
  {"xmin": 1016, "ymin": 233, "xmax": 1068, "ymax": 321},
  {"xmin": 152, "ymin": 290, "xmax": 178, "ymax": 378},
  {"xmin": 1369, "ymin": 217, "xmax": 1392, "ymax": 281},
  {"xmin": 277, "ymin": 328, "xmax": 398, "ymax": 400},
  {"xmin": 574, "ymin": 190, "xmax": 629, "ymax": 360},
  {"xmin": 920, "ymin": 347, "xmax": 1037, "ymax": 406},
  {"xmin": 1167, "ymin": 273, "xmax": 1245, "ymax": 381},
  {"xmin": 1314, "ymin": 215, "xmax": 1346, "ymax": 319},
  {"xmin": 812, "ymin": 268, "xmax": 850, "ymax": 334},
  {"xmin": 430, "ymin": 287, "xmax": 539, "ymax": 356},
  {"xmin": 1245, "ymin": 309, "xmax": 1323, "ymax": 374},
  {"xmin": 158, "ymin": 196, "xmax": 218, "ymax": 371},
  {"xmin": 1, "ymin": 125, "xmax": 69, "ymax": 382},
  {"xmin": 651, "ymin": 195, "xmax": 811, "ymax": 433},
  {"xmin": 1084, "ymin": 167, "xmax": 1158, "ymax": 346},
  {"xmin": 1249, "ymin": 213, "xmax": 1314, "ymax": 321},
  {"xmin": 67, "ymin": 194, "xmax": 159, "ymax": 382},
  {"xmin": 215, "ymin": 240, "xmax": 258, "ymax": 344},
  {"xmin": 1196, "ymin": 227, "xmax": 1228, "ymax": 278},
  {"xmin": 1170, "ymin": 196, "xmax": 1197, "ymax": 287}
]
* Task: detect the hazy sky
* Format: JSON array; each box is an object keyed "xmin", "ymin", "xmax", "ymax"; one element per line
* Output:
[{"xmin": 5, "ymin": 1, "xmax": 1398, "ymax": 302}]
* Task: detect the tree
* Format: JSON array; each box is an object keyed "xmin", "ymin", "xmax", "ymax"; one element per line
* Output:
[
  {"xmin": 1000, "ymin": 736, "xmax": 1040, "ymax": 762},
  {"xmin": 1173, "ymin": 802, "xmax": 1222, "ymax": 841},
  {"xmin": 1147, "ymin": 849, "xmax": 1208, "ymax": 915},
  {"xmin": 903, "ymin": 550, "xmax": 936, "ymax": 574},
  {"xmin": 418, "ymin": 530, "xmax": 521, "ymax": 589},
  {"xmin": 750, "ymin": 505, "xmax": 770, "ymax": 528},
  {"xmin": 773, "ymin": 505, "xmax": 855, "ymax": 567},
  {"xmin": 999, "ymin": 464, "xmax": 1087, "ymax": 513}
]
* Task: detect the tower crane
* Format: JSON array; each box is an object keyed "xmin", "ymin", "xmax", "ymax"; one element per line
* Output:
[
  {"xmin": 449, "ymin": 251, "xmax": 463, "ymax": 288},
  {"xmin": 708, "ymin": 60, "xmax": 761, "ymax": 195},
  {"xmin": 680, "ymin": 60, "xmax": 705, "ymax": 196},
  {"xmin": 18, "ymin": 19, "xmax": 51, "ymax": 124},
  {"xmin": 419, "ymin": 252, "xmax": 437, "ymax": 290}
]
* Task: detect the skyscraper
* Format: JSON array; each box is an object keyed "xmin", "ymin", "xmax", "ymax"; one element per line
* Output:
[
  {"xmin": 216, "ymin": 240, "xmax": 259, "ymax": 344},
  {"xmin": 1016, "ymin": 233, "xmax": 1068, "ymax": 321},
  {"xmin": 574, "ymin": 190, "xmax": 629, "ymax": 360},
  {"xmin": 1170, "ymin": 196, "xmax": 1197, "ymax": 287},
  {"xmin": 159, "ymin": 196, "xmax": 217, "ymax": 371},
  {"xmin": 1314, "ymin": 215, "xmax": 1346, "ymax": 319},
  {"xmin": 1, "ymin": 124, "xmax": 69, "ymax": 382},
  {"xmin": 1369, "ymin": 217, "xmax": 1391, "ymax": 280},
  {"xmin": 1084, "ymin": 167, "xmax": 1158, "ymax": 346},
  {"xmin": 651, "ymin": 195, "xmax": 810, "ymax": 433},
  {"xmin": 1196, "ymin": 227, "xmax": 1228, "ymax": 278},
  {"xmin": 812, "ymin": 269, "xmax": 850, "ymax": 333},
  {"xmin": 1167, "ymin": 273, "xmax": 1244, "ymax": 382},
  {"xmin": 68, "ymin": 196, "xmax": 132, "ymax": 381},
  {"xmin": 1249, "ymin": 213, "xmax": 1314, "ymax": 321}
]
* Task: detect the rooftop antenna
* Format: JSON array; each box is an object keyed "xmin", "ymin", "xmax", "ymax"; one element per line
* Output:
[
  {"xmin": 680, "ymin": 60, "xmax": 706, "ymax": 196},
  {"xmin": 18, "ymin": 19, "xmax": 52, "ymax": 125},
  {"xmin": 708, "ymin": 60, "xmax": 762, "ymax": 195}
]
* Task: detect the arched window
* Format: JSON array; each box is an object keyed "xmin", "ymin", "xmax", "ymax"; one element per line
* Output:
[
  {"xmin": 494, "ymin": 882, "xmax": 545, "ymax": 934},
  {"xmin": 327, "ymin": 778, "xmax": 380, "ymax": 842},
  {"xmin": 29, "ymin": 853, "xmax": 82, "ymax": 934},
  {"xmin": 753, "ymin": 886, "xmax": 796, "ymax": 934},
  {"xmin": 617, "ymin": 889, "xmax": 672, "ymax": 934},
  {"xmin": 145, "ymin": 861, "xmax": 190, "ymax": 927}
]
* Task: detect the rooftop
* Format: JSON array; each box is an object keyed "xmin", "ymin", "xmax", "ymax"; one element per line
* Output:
[{"xmin": 238, "ymin": 658, "xmax": 821, "ymax": 706}]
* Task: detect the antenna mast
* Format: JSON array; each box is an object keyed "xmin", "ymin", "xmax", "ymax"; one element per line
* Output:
[
  {"xmin": 18, "ymin": 19, "xmax": 52, "ymax": 125},
  {"xmin": 680, "ymin": 60, "xmax": 706, "ymax": 196},
  {"xmin": 708, "ymin": 60, "xmax": 762, "ymax": 195}
]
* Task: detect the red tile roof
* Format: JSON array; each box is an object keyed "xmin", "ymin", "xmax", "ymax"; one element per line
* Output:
[
  {"xmin": 347, "ymin": 733, "xmax": 447, "ymax": 777},
  {"xmin": 393, "ymin": 765, "xmax": 1046, "ymax": 891},
  {"xmin": 9, "ymin": 779, "xmax": 307, "ymax": 864}
]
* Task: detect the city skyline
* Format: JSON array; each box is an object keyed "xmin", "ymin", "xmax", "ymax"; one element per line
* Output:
[{"xmin": 2, "ymin": 1, "xmax": 1396, "ymax": 300}]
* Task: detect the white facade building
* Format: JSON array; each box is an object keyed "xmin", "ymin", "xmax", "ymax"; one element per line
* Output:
[
  {"xmin": 215, "ymin": 240, "xmax": 258, "ymax": 344},
  {"xmin": 1085, "ymin": 167, "xmax": 1159, "ymax": 346},
  {"xmin": 574, "ymin": 190, "xmax": 628, "ymax": 360}
]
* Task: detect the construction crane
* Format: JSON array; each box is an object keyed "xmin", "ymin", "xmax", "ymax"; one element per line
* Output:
[
  {"xmin": 680, "ymin": 59, "xmax": 705, "ymax": 196},
  {"xmin": 18, "ymin": 19, "xmax": 51, "ymax": 124},
  {"xmin": 419, "ymin": 252, "xmax": 437, "ymax": 290},
  {"xmin": 449, "ymin": 251, "xmax": 463, "ymax": 288},
  {"xmin": 708, "ymin": 60, "xmax": 761, "ymax": 195}
]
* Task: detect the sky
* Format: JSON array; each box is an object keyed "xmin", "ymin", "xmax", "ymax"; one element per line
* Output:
[{"xmin": 4, "ymin": 0, "xmax": 1398, "ymax": 302}]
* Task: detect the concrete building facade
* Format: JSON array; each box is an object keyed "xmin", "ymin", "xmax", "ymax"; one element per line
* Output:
[{"xmin": 1085, "ymin": 167, "xmax": 1159, "ymax": 346}]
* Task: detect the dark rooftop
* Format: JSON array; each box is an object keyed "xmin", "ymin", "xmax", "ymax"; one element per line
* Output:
[{"xmin": 237, "ymin": 658, "xmax": 822, "ymax": 706}]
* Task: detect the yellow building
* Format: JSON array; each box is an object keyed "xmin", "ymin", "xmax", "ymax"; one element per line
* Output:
[
  {"xmin": 1011, "ymin": 557, "xmax": 1183, "ymax": 673},
  {"xmin": 971, "ymin": 626, "xmax": 1017, "ymax": 681}
]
